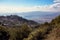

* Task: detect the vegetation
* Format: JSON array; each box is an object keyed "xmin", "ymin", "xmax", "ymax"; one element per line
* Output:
[{"xmin": 0, "ymin": 15, "xmax": 60, "ymax": 40}]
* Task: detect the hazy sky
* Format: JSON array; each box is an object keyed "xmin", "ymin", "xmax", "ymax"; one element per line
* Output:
[{"xmin": 0, "ymin": 0, "xmax": 60, "ymax": 13}]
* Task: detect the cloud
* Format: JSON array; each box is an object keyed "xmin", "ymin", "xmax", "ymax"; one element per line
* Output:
[
  {"xmin": 0, "ymin": 5, "xmax": 59, "ymax": 13},
  {"xmin": 51, "ymin": 0, "xmax": 60, "ymax": 12},
  {"xmin": 53, "ymin": 0, "xmax": 60, "ymax": 3},
  {"xmin": 0, "ymin": 0, "xmax": 60, "ymax": 13},
  {"xmin": 0, "ymin": 6, "xmax": 35, "ymax": 13},
  {"xmin": 0, "ymin": 5, "xmax": 53, "ymax": 13}
]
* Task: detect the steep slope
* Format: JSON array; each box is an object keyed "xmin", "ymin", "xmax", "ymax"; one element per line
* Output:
[{"xmin": 45, "ymin": 15, "xmax": 60, "ymax": 40}]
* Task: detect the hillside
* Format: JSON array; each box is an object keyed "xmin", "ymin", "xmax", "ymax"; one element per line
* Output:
[{"xmin": 0, "ymin": 15, "xmax": 60, "ymax": 40}]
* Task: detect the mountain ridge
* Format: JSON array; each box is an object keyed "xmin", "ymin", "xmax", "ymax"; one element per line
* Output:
[{"xmin": 0, "ymin": 15, "xmax": 38, "ymax": 27}]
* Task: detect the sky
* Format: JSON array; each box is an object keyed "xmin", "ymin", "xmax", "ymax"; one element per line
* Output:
[{"xmin": 0, "ymin": 0, "xmax": 60, "ymax": 13}]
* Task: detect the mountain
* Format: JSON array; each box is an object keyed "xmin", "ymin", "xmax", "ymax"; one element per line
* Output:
[{"xmin": 0, "ymin": 15, "xmax": 38, "ymax": 27}]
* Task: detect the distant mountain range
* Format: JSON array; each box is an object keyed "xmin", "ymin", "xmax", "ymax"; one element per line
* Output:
[
  {"xmin": 0, "ymin": 11, "xmax": 60, "ymax": 23},
  {"xmin": 16, "ymin": 11, "xmax": 60, "ymax": 23}
]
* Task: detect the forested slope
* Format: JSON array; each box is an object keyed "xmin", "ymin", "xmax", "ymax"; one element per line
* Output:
[{"xmin": 0, "ymin": 15, "xmax": 60, "ymax": 40}]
